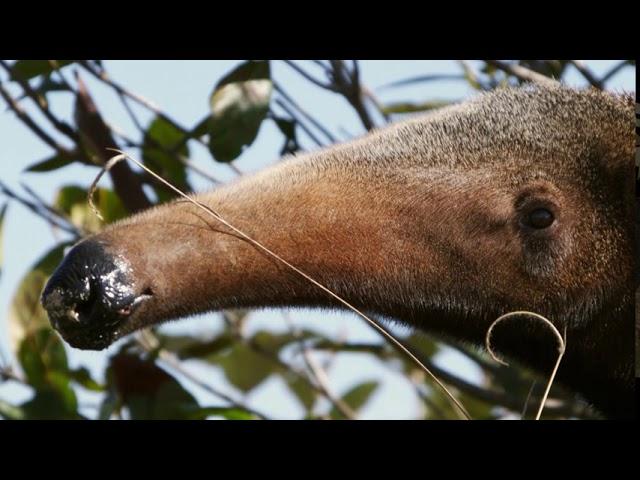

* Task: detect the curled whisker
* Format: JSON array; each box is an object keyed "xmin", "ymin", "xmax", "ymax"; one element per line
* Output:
[{"xmin": 485, "ymin": 310, "xmax": 567, "ymax": 420}]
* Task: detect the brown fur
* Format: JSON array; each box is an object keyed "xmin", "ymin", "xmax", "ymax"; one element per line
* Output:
[{"xmin": 70, "ymin": 84, "xmax": 638, "ymax": 417}]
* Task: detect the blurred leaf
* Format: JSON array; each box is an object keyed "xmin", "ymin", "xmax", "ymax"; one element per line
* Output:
[
  {"xmin": 68, "ymin": 367, "xmax": 104, "ymax": 392},
  {"xmin": 209, "ymin": 60, "xmax": 272, "ymax": 162},
  {"xmin": 0, "ymin": 400, "xmax": 26, "ymax": 420},
  {"xmin": 8, "ymin": 243, "xmax": 69, "ymax": 351},
  {"xmin": 18, "ymin": 328, "xmax": 69, "ymax": 388},
  {"xmin": 182, "ymin": 406, "xmax": 257, "ymax": 420},
  {"xmin": 215, "ymin": 343, "xmax": 274, "ymax": 393},
  {"xmin": 108, "ymin": 353, "xmax": 202, "ymax": 419},
  {"xmin": 98, "ymin": 392, "xmax": 121, "ymax": 420},
  {"xmin": 55, "ymin": 184, "xmax": 127, "ymax": 232},
  {"xmin": 25, "ymin": 153, "xmax": 77, "ymax": 173},
  {"xmin": 272, "ymin": 116, "xmax": 300, "ymax": 155},
  {"xmin": 456, "ymin": 391, "xmax": 494, "ymax": 420},
  {"xmin": 142, "ymin": 116, "xmax": 190, "ymax": 203},
  {"xmin": 190, "ymin": 115, "xmax": 211, "ymax": 139},
  {"xmin": 285, "ymin": 372, "xmax": 316, "ymax": 412},
  {"xmin": 406, "ymin": 332, "xmax": 440, "ymax": 359},
  {"xmin": 382, "ymin": 100, "xmax": 452, "ymax": 115},
  {"xmin": 331, "ymin": 381, "xmax": 379, "ymax": 419},
  {"xmin": 11, "ymin": 60, "xmax": 74, "ymax": 81},
  {"xmin": 172, "ymin": 334, "xmax": 234, "ymax": 360},
  {"xmin": 20, "ymin": 387, "xmax": 79, "ymax": 419},
  {"xmin": 0, "ymin": 202, "xmax": 6, "ymax": 282},
  {"xmin": 15, "ymin": 328, "xmax": 79, "ymax": 419}
]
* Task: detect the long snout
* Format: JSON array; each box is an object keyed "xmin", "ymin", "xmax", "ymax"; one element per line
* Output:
[{"xmin": 40, "ymin": 240, "xmax": 141, "ymax": 349}]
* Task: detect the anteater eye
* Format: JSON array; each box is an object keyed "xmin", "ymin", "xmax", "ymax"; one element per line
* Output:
[{"xmin": 524, "ymin": 208, "xmax": 555, "ymax": 229}]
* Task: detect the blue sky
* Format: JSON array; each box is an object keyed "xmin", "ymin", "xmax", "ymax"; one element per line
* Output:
[{"xmin": 0, "ymin": 60, "xmax": 634, "ymax": 419}]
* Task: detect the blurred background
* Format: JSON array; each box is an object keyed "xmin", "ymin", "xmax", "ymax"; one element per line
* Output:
[{"xmin": 0, "ymin": 60, "xmax": 634, "ymax": 420}]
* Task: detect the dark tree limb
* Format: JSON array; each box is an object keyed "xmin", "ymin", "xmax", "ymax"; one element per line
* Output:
[
  {"xmin": 0, "ymin": 82, "xmax": 75, "ymax": 157},
  {"xmin": 484, "ymin": 60, "xmax": 558, "ymax": 86},
  {"xmin": 74, "ymin": 72, "xmax": 151, "ymax": 213}
]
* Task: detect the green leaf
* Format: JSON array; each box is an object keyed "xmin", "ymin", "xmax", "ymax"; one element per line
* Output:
[
  {"xmin": 0, "ymin": 400, "xmax": 26, "ymax": 420},
  {"xmin": 55, "ymin": 184, "xmax": 127, "ymax": 232},
  {"xmin": 208, "ymin": 60, "xmax": 272, "ymax": 162},
  {"xmin": 107, "ymin": 353, "xmax": 202, "ymax": 419},
  {"xmin": 0, "ymin": 203, "xmax": 6, "ymax": 282},
  {"xmin": 382, "ymin": 100, "xmax": 453, "ymax": 115},
  {"xmin": 18, "ymin": 328, "xmax": 69, "ymax": 388},
  {"xmin": 20, "ymin": 387, "xmax": 79, "ymax": 419},
  {"xmin": 215, "ymin": 343, "xmax": 275, "ymax": 393},
  {"xmin": 25, "ymin": 154, "xmax": 77, "ymax": 173},
  {"xmin": 68, "ymin": 367, "xmax": 104, "ymax": 392},
  {"xmin": 190, "ymin": 115, "xmax": 211, "ymax": 139},
  {"xmin": 285, "ymin": 372, "xmax": 317, "ymax": 412},
  {"xmin": 273, "ymin": 116, "xmax": 300, "ymax": 155},
  {"xmin": 8, "ymin": 243, "xmax": 69, "ymax": 351},
  {"xmin": 331, "ymin": 381, "xmax": 379, "ymax": 419},
  {"xmin": 11, "ymin": 60, "xmax": 75, "ymax": 81},
  {"xmin": 14, "ymin": 327, "xmax": 79, "ymax": 419},
  {"xmin": 98, "ymin": 392, "xmax": 121, "ymax": 420},
  {"xmin": 182, "ymin": 406, "xmax": 257, "ymax": 420},
  {"xmin": 142, "ymin": 116, "xmax": 190, "ymax": 203},
  {"xmin": 171, "ymin": 334, "xmax": 234, "ymax": 360}
]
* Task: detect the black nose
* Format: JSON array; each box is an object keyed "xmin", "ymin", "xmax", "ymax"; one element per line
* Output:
[{"xmin": 41, "ymin": 240, "xmax": 137, "ymax": 347}]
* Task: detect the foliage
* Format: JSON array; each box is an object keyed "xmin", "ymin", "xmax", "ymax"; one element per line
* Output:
[{"xmin": 1, "ymin": 59, "xmax": 627, "ymax": 420}]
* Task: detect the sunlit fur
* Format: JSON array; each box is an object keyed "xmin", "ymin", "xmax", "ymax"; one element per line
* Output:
[{"xmin": 79, "ymin": 84, "xmax": 635, "ymax": 417}]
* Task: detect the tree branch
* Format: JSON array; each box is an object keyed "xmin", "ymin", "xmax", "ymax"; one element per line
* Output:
[
  {"xmin": 0, "ymin": 180, "xmax": 80, "ymax": 236},
  {"xmin": 283, "ymin": 60, "xmax": 339, "ymax": 92},
  {"xmin": 329, "ymin": 60, "xmax": 376, "ymax": 131},
  {"xmin": 0, "ymin": 60, "xmax": 79, "ymax": 142},
  {"xmin": 484, "ymin": 60, "xmax": 558, "ymax": 86},
  {"xmin": 601, "ymin": 60, "xmax": 632, "ymax": 85},
  {"xmin": 0, "ymin": 82, "xmax": 75, "ymax": 157},
  {"xmin": 569, "ymin": 60, "xmax": 603, "ymax": 89},
  {"xmin": 274, "ymin": 81, "xmax": 337, "ymax": 144}
]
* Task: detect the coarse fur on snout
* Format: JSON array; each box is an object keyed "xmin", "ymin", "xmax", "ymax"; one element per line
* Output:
[{"xmin": 42, "ymin": 83, "xmax": 636, "ymax": 418}]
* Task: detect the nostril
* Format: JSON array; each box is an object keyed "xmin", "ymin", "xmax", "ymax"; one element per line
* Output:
[{"xmin": 73, "ymin": 280, "xmax": 99, "ymax": 323}]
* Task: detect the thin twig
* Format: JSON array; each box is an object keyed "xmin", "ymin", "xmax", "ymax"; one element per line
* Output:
[
  {"xmin": 240, "ymin": 331, "xmax": 356, "ymax": 419},
  {"xmin": 569, "ymin": 60, "xmax": 603, "ymax": 89},
  {"xmin": 329, "ymin": 60, "xmax": 376, "ymax": 131},
  {"xmin": 19, "ymin": 182, "xmax": 85, "ymax": 236},
  {"xmin": 601, "ymin": 60, "xmax": 631, "ymax": 84},
  {"xmin": 521, "ymin": 381, "xmax": 537, "ymax": 419},
  {"xmin": 274, "ymin": 81, "xmax": 337, "ymax": 143},
  {"xmin": 0, "ymin": 180, "xmax": 80, "ymax": 236},
  {"xmin": 0, "ymin": 82, "xmax": 75, "ymax": 156},
  {"xmin": 274, "ymin": 99, "xmax": 324, "ymax": 147},
  {"xmin": 281, "ymin": 312, "xmax": 356, "ymax": 419},
  {"xmin": 79, "ymin": 60, "xmax": 242, "ymax": 180},
  {"xmin": 0, "ymin": 60, "xmax": 79, "ymax": 142},
  {"xmin": 484, "ymin": 60, "xmax": 558, "ymax": 86},
  {"xmin": 283, "ymin": 60, "xmax": 338, "ymax": 92},
  {"xmin": 48, "ymin": 60, "xmax": 76, "ymax": 92}
]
